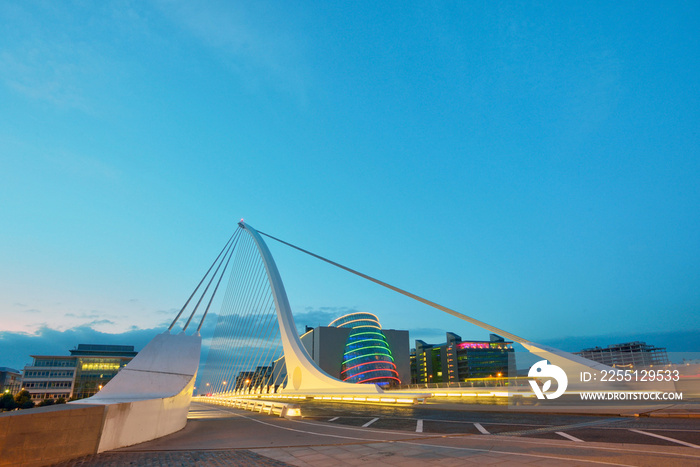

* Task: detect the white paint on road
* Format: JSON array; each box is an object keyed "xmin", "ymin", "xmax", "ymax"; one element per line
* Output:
[
  {"xmin": 362, "ymin": 417, "xmax": 379, "ymax": 428},
  {"xmin": 397, "ymin": 440, "xmax": 634, "ymax": 466},
  {"xmin": 629, "ymin": 429, "xmax": 700, "ymax": 449},
  {"xmin": 473, "ymin": 422, "xmax": 489, "ymax": 434},
  {"xmin": 328, "ymin": 417, "xmax": 339, "ymax": 422},
  {"xmin": 416, "ymin": 419, "xmax": 423, "ymax": 433},
  {"xmin": 556, "ymin": 431, "xmax": 584, "ymax": 442}
]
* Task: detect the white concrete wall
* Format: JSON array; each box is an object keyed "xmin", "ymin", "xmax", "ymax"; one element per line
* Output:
[
  {"xmin": 71, "ymin": 331, "xmax": 201, "ymax": 452},
  {"xmin": 95, "ymin": 374, "xmax": 195, "ymax": 452}
]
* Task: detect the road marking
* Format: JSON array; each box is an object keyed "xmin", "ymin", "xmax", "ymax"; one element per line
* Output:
[
  {"xmin": 363, "ymin": 417, "xmax": 379, "ymax": 428},
  {"xmin": 328, "ymin": 417, "xmax": 339, "ymax": 422},
  {"xmin": 474, "ymin": 422, "xmax": 489, "ymax": 434},
  {"xmin": 556, "ymin": 431, "xmax": 584, "ymax": 442},
  {"xmin": 398, "ymin": 440, "xmax": 633, "ymax": 466},
  {"xmin": 502, "ymin": 418, "xmax": 627, "ymax": 437},
  {"xmin": 629, "ymin": 429, "xmax": 700, "ymax": 449},
  {"xmin": 416, "ymin": 419, "xmax": 423, "ymax": 433},
  {"xmin": 193, "ymin": 404, "xmax": 700, "ymax": 463}
]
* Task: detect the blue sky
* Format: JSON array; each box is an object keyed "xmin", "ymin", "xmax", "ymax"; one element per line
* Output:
[{"xmin": 1, "ymin": 1, "xmax": 698, "ymax": 371}]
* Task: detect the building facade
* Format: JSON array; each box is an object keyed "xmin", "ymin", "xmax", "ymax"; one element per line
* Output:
[
  {"xmin": 411, "ymin": 333, "xmax": 514, "ymax": 384},
  {"xmin": 0, "ymin": 367, "xmax": 22, "ymax": 396},
  {"xmin": 328, "ymin": 313, "xmax": 402, "ymax": 387},
  {"xmin": 21, "ymin": 344, "xmax": 138, "ymax": 401},
  {"xmin": 576, "ymin": 341, "xmax": 670, "ymax": 368},
  {"xmin": 270, "ymin": 314, "xmax": 411, "ymax": 390}
]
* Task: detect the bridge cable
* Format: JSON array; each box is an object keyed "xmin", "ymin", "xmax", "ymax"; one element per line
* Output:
[
  {"xmin": 182, "ymin": 231, "xmax": 238, "ymax": 332},
  {"xmin": 257, "ymin": 229, "xmax": 528, "ymax": 344},
  {"xmin": 224, "ymin": 239, "xmax": 266, "ymax": 393},
  {"xmin": 168, "ymin": 230, "xmax": 238, "ymax": 332},
  {"xmin": 213, "ymin": 233, "xmax": 254, "ymax": 393},
  {"xmin": 196, "ymin": 230, "xmax": 241, "ymax": 333},
  {"xmin": 223, "ymin": 236, "xmax": 260, "ymax": 393},
  {"xmin": 207, "ymin": 229, "xmax": 283, "ymax": 395}
]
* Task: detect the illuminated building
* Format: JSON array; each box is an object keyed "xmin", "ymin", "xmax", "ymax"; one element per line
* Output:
[
  {"xmin": 234, "ymin": 371, "xmax": 255, "ymax": 391},
  {"xmin": 328, "ymin": 312, "xmax": 401, "ymax": 387},
  {"xmin": 21, "ymin": 344, "xmax": 137, "ymax": 401},
  {"xmin": 272, "ymin": 315, "xmax": 410, "ymax": 389},
  {"xmin": 0, "ymin": 367, "xmax": 22, "ymax": 396},
  {"xmin": 411, "ymin": 333, "xmax": 514, "ymax": 384}
]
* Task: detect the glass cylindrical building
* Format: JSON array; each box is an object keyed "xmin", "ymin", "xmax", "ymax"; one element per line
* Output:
[{"xmin": 329, "ymin": 312, "xmax": 400, "ymax": 387}]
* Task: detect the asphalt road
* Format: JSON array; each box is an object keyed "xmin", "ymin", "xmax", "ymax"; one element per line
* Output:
[
  {"xmin": 296, "ymin": 399, "xmax": 700, "ymax": 448},
  {"xmin": 58, "ymin": 401, "xmax": 700, "ymax": 466}
]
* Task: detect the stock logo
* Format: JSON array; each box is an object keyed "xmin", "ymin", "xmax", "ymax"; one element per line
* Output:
[{"xmin": 528, "ymin": 360, "xmax": 568, "ymax": 399}]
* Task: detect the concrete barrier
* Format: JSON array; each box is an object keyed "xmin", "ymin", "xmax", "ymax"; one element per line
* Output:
[
  {"xmin": 0, "ymin": 403, "xmax": 105, "ymax": 467},
  {"xmin": 197, "ymin": 396, "xmax": 302, "ymax": 418},
  {"xmin": 72, "ymin": 332, "xmax": 201, "ymax": 452},
  {"xmin": 0, "ymin": 331, "xmax": 201, "ymax": 466}
]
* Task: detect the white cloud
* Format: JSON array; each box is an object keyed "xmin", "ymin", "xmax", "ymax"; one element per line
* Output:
[{"xmin": 154, "ymin": 0, "xmax": 308, "ymax": 99}]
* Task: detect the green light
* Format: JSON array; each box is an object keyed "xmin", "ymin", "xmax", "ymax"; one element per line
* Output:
[
  {"xmin": 350, "ymin": 331, "xmax": 385, "ymax": 338},
  {"xmin": 345, "ymin": 337, "xmax": 387, "ymax": 346}
]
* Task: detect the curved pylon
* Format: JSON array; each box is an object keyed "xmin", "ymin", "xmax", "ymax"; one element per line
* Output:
[{"xmin": 239, "ymin": 222, "xmax": 383, "ymax": 394}]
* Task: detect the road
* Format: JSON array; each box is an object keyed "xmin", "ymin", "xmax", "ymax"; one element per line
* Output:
[
  {"xmin": 296, "ymin": 399, "xmax": 700, "ymax": 447},
  {"xmin": 56, "ymin": 401, "xmax": 700, "ymax": 466}
]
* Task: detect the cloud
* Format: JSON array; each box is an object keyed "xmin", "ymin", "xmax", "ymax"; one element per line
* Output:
[
  {"xmin": 23, "ymin": 309, "xmax": 41, "ymax": 314},
  {"xmin": 406, "ymin": 327, "xmax": 451, "ymax": 341},
  {"xmin": 87, "ymin": 319, "xmax": 115, "ymax": 327},
  {"xmin": 65, "ymin": 312, "xmax": 102, "ymax": 319},
  {"xmin": 156, "ymin": 308, "xmax": 179, "ymax": 315},
  {"xmin": 0, "ymin": 42, "xmax": 93, "ymax": 111},
  {"xmin": 541, "ymin": 329, "xmax": 700, "ymax": 354},
  {"xmin": 0, "ymin": 323, "xmax": 163, "ymax": 371},
  {"xmin": 203, "ymin": 312, "xmax": 281, "ymax": 340},
  {"xmin": 295, "ymin": 307, "xmax": 356, "ymax": 331},
  {"xmin": 155, "ymin": 0, "xmax": 307, "ymax": 98}
]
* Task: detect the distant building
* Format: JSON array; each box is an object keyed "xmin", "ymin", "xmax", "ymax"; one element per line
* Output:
[
  {"xmin": 21, "ymin": 344, "xmax": 138, "ymax": 401},
  {"xmin": 576, "ymin": 341, "xmax": 670, "ymax": 368},
  {"xmin": 271, "ymin": 313, "xmax": 410, "ymax": 390},
  {"xmin": 0, "ymin": 367, "xmax": 22, "ymax": 396},
  {"xmin": 411, "ymin": 333, "xmax": 514, "ymax": 384},
  {"xmin": 233, "ymin": 371, "xmax": 256, "ymax": 391}
]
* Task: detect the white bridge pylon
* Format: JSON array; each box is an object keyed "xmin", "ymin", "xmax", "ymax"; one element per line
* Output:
[
  {"xmin": 240, "ymin": 222, "xmax": 383, "ymax": 395},
  {"xmin": 241, "ymin": 221, "xmax": 650, "ymax": 394}
]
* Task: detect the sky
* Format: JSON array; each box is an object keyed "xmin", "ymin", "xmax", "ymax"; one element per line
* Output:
[{"xmin": 1, "ymin": 1, "xmax": 698, "ymax": 371}]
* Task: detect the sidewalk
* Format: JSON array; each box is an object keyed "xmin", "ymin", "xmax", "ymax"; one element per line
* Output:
[{"xmin": 424, "ymin": 399, "xmax": 700, "ymax": 418}]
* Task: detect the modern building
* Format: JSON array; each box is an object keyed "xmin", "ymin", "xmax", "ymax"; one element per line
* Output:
[
  {"xmin": 328, "ymin": 312, "xmax": 403, "ymax": 387},
  {"xmin": 411, "ymin": 333, "xmax": 514, "ymax": 384},
  {"xmin": 271, "ymin": 313, "xmax": 410, "ymax": 390},
  {"xmin": 576, "ymin": 341, "xmax": 670, "ymax": 368},
  {"xmin": 0, "ymin": 367, "xmax": 22, "ymax": 396},
  {"xmin": 233, "ymin": 371, "xmax": 256, "ymax": 391},
  {"xmin": 21, "ymin": 344, "xmax": 138, "ymax": 401}
]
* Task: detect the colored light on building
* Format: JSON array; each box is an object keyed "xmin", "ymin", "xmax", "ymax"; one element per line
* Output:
[
  {"xmin": 330, "ymin": 312, "xmax": 401, "ymax": 387},
  {"xmin": 456, "ymin": 342, "xmax": 490, "ymax": 350}
]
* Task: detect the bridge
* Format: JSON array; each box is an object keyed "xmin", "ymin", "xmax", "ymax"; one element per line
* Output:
[{"xmin": 0, "ymin": 221, "xmax": 697, "ymax": 466}]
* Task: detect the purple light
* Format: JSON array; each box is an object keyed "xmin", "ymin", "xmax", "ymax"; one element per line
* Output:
[{"xmin": 457, "ymin": 342, "xmax": 490, "ymax": 350}]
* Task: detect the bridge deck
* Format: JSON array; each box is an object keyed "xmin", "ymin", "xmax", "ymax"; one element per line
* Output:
[{"xmin": 51, "ymin": 401, "xmax": 700, "ymax": 466}]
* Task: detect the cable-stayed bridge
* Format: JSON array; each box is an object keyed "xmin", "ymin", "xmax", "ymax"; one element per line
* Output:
[
  {"xmin": 1, "ymin": 220, "xmax": 676, "ymax": 466},
  {"xmin": 189, "ymin": 221, "xmax": 618, "ymax": 399}
]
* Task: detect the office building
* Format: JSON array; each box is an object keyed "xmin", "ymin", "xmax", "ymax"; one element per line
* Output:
[
  {"xmin": 411, "ymin": 333, "xmax": 514, "ymax": 384},
  {"xmin": 0, "ymin": 367, "xmax": 22, "ymax": 396},
  {"xmin": 21, "ymin": 344, "xmax": 138, "ymax": 401},
  {"xmin": 576, "ymin": 341, "xmax": 670, "ymax": 368},
  {"xmin": 271, "ymin": 313, "xmax": 410, "ymax": 389}
]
